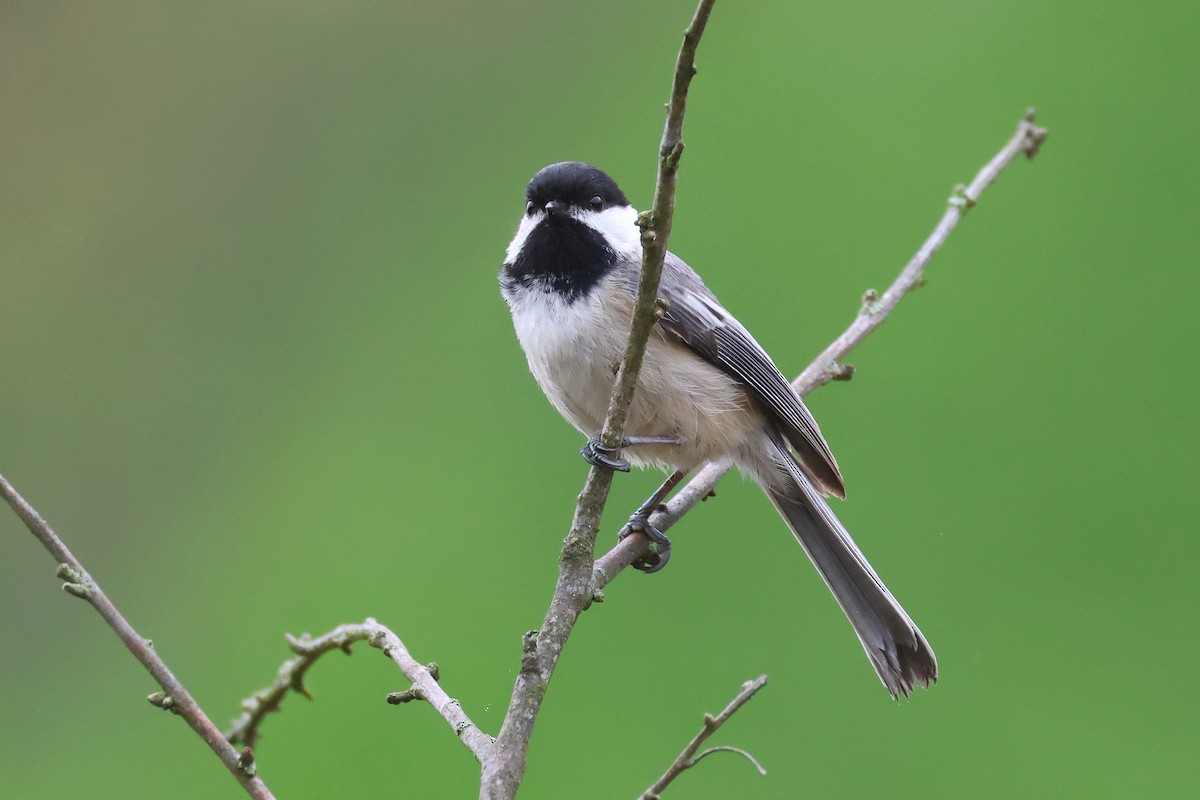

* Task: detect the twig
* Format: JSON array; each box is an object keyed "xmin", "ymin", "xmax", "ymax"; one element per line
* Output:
[
  {"xmin": 595, "ymin": 109, "xmax": 1049, "ymax": 581},
  {"xmin": 640, "ymin": 675, "xmax": 769, "ymax": 799},
  {"xmin": 480, "ymin": 3, "xmax": 718, "ymax": 799},
  {"xmin": 225, "ymin": 625, "xmax": 362, "ymax": 750},
  {"xmin": 793, "ymin": 109, "xmax": 1048, "ymax": 394},
  {"xmin": 602, "ymin": 0, "xmax": 713, "ymax": 454},
  {"xmin": 225, "ymin": 619, "xmax": 492, "ymax": 760},
  {"xmin": 0, "ymin": 472, "xmax": 277, "ymax": 800},
  {"xmin": 367, "ymin": 620, "xmax": 495, "ymax": 761},
  {"xmin": 690, "ymin": 746, "xmax": 766, "ymax": 775}
]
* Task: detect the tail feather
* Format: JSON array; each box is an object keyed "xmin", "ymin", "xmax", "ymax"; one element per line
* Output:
[{"xmin": 764, "ymin": 444, "xmax": 937, "ymax": 697}]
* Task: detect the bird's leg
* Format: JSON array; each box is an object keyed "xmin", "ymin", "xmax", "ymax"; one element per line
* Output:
[
  {"xmin": 580, "ymin": 433, "xmax": 681, "ymax": 472},
  {"xmin": 620, "ymin": 434, "xmax": 683, "ymax": 447},
  {"xmin": 619, "ymin": 469, "xmax": 687, "ymax": 573}
]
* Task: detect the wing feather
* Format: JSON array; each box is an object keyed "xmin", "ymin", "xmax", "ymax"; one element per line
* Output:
[{"xmin": 653, "ymin": 254, "xmax": 845, "ymax": 497}]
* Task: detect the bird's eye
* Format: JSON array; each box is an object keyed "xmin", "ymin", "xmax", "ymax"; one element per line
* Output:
[
  {"xmin": 525, "ymin": 200, "xmax": 535, "ymax": 216},
  {"xmin": 589, "ymin": 195, "xmax": 604, "ymax": 211}
]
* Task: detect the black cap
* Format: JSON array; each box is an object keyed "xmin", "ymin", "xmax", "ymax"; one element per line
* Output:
[{"xmin": 525, "ymin": 162, "xmax": 629, "ymax": 211}]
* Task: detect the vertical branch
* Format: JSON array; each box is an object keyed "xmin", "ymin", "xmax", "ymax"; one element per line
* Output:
[
  {"xmin": 480, "ymin": 3, "xmax": 718, "ymax": 799},
  {"xmin": 600, "ymin": 0, "xmax": 716, "ymax": 449},
  {"xmin": 0, "ymin": 473, "xmax": 277, "ymax": 800}
]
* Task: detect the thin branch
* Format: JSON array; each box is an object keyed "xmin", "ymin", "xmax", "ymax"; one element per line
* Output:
[
  {"xmin": 640, "ymin": 674, "xmax": 769, "ymax": 799},
  {"xmin": 690, "ymin": 746, "xmax": 767, "ymax": 775},
  {"xmin": 793, "ymin": 109, "xmax": 1048, "ymax": 394},
  {"xmin": 225, "ymin": 619, "xmax": 493, "ymax": 762},
  {"xmin": 368, "ymin": 620, "xmax": 496, "ymax": 761},
  {"xmin": 595, "ymin": 109, "xmax": 1049, "ymax": 582},
  {"xmin": 225, "ymin": 625, "xmax": 363, "ymax": 750},
  {"xmin": 601, "ymin": 0, "xmax": 714, "ymax": 454},
  {"xmin": 480, "ymin": 3, "xmax": 718, "ymax": 799},
  {"xmin": 0, "ymin": 472, "xmax": 277, "ymax": 800}
]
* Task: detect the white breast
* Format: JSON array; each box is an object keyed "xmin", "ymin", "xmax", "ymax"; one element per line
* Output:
[
  {"xmin": 507, "ymin": 273, "xmax": 631, "ymax": 436},
  {"xmin": 506, "ymin": 272, "xmax": 760, "ymax": 473}
]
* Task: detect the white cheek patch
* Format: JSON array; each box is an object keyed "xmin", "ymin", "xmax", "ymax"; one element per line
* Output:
[
  {"xmin": 573, "ymin": 205, "xmax": 641, "ymax": 257},
  {"xmin": 505, "ymin": 204, "xmax": 641, "ymax": 265},
  {"xmin": 505, "ymin": 211, "xmax": 546, "ymax": 264}
]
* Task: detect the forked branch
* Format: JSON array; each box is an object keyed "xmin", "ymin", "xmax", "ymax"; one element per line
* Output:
[
  {"xmin": 226, "ymin": 619, "xmax": 492, "ymax": 762},
  {"xmin": 640, "ymin": 675, "xmax": 769, "ymax": 799}
]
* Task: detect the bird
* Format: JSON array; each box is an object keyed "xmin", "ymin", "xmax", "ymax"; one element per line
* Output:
[{"xmin": 499, "ymin": 161, "xmax": 936, "ymax": 697}]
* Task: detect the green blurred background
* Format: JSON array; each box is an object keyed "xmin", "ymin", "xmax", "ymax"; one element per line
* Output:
[{"xmin": 2, "ymin": 1, "xmax": 1196, "ymax": 797}]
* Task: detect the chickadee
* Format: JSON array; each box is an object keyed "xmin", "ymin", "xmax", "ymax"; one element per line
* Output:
[{"xmin": 500, "ymin": 161, "xmax": 936, "ymax": 697}]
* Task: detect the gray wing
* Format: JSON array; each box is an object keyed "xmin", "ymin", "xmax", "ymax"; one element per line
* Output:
[{"xmin": 654, "ymin": 253, "xmax": 846, "ymax": 497}]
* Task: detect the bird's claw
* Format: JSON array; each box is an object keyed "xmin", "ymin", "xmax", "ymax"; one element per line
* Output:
[
  {"xmin": 581, "ymin": 435, "xmax": 630, "ymax": 472},
  {"xmin": 619, "ymin": 514, "xmax": 672, "ymax": 573}
]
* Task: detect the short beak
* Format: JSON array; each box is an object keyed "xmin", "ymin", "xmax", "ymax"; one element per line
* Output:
[{"xmin": 544, "ymin": 200, "xmax": 566, "ymax": 218}]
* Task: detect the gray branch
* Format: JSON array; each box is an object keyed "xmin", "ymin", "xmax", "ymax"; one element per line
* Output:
[
  {"xmin": 367, "ymin": 620, "xmax": 495, "ymax": 761},
  {"xmin": 640, "ymin": 675, "xmax": 770, "ymax": 799},
  {"xmin": 0, "ymin": 473, "xmax": 278, "ymax": 800},
  {"xmin": 225, "ymin": 619, "xmax": 492, "ymax": 762},
  {"xmin": 479, "ymin": 2, "xmax": 718, "ymax": 799}
]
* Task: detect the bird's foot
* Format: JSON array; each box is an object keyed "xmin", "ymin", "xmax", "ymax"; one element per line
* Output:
[
  {"xmin": 580, "ymin": 433, "xmax": 682, "ymax": 472},
  {"xmin": 580, "ymin": 434, "xmax": 630, "ymax": 472},
  {"xmin": 619, "ymin": 514, "xmax": 672, "ymax": 574}
]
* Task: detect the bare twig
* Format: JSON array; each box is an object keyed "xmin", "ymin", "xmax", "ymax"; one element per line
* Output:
[
  {"xmin": 690, "ymin": 746, "xmax": 767, "ymax": 775},
  {"xmin": 602, "ymin": 0, "xmax": 714, "ymax": 455},
  {"xmin": 368, "ymin": 620, "xmax": 495, "ymax": 761},
  {"xmin": 0, "ymin": 472, "xmax": 277, "ymax": 800},
  {"xmin": 640, "ymin": 675, "xmax": 769, "ymax": 799},
  {"xmin": 226, "ymin": 619, "xmax": 493, "ymax": 761},
  {"xmin": 480, "ymin": 3, "xmax": 718, "ymax": 798},
  {"xmin": 793, "ymin": 109, "xmax": 1048, "ymax": 394},
  {"xmin": 225, "ymin": 625, "xmax": 361, "ymax": 750},
  {"xmin": 595, "ymin": 109, "xmax": 1049, "ymax": 580}
]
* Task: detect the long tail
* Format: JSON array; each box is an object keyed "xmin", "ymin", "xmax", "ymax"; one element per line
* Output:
[{"xmin": 763, "ymin": 444, "xmax": 937, "ymax": 698}]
